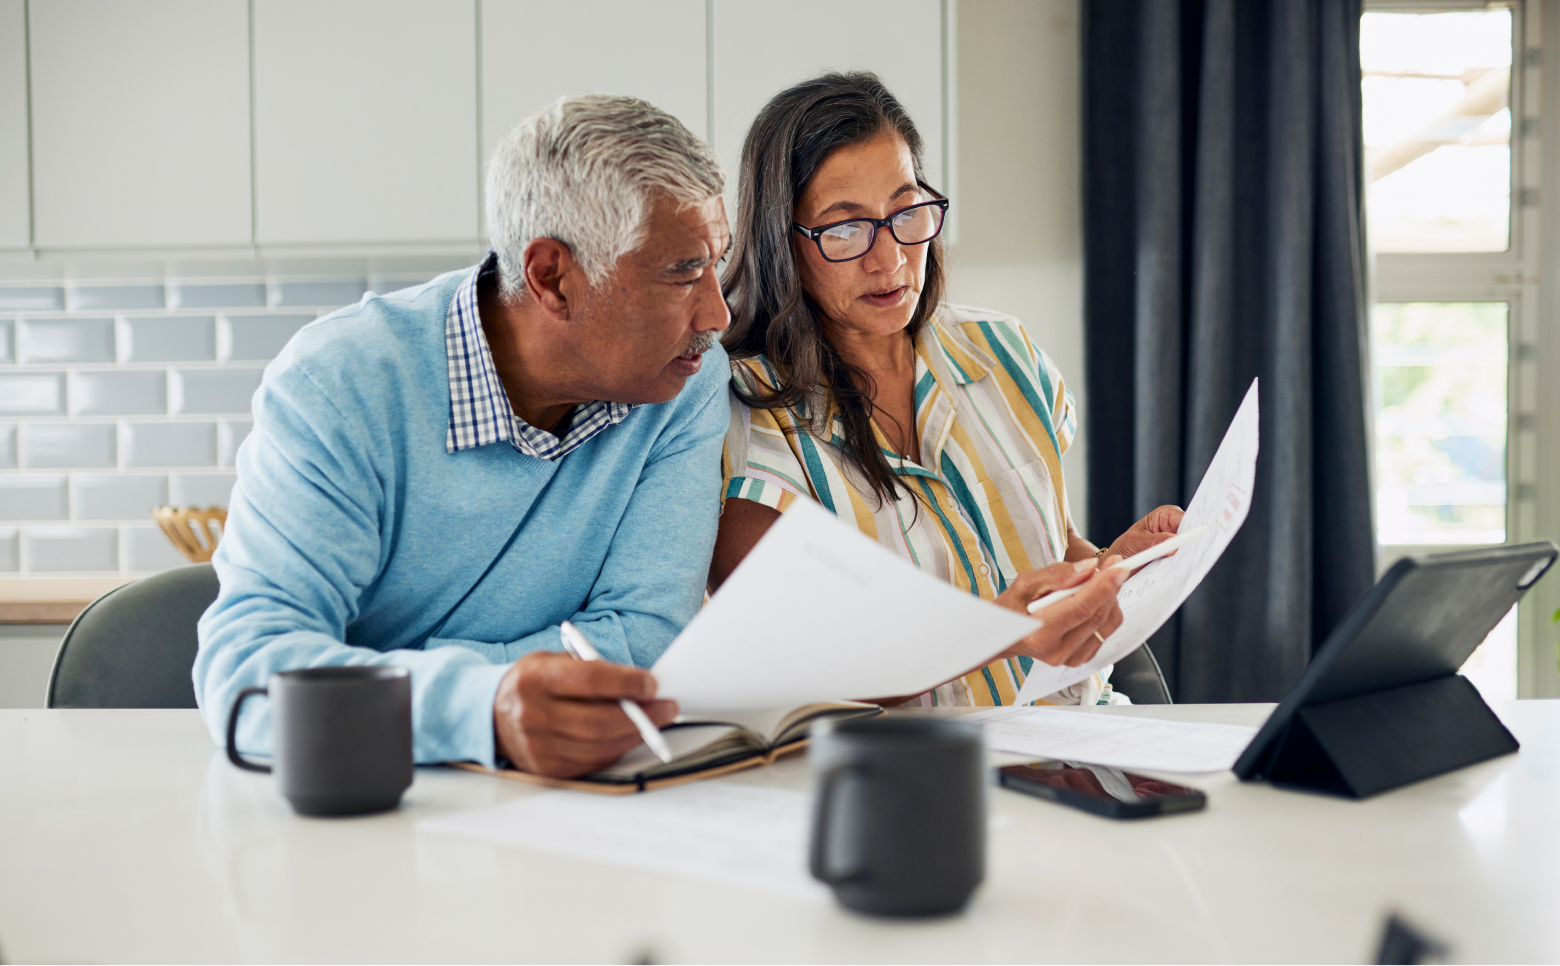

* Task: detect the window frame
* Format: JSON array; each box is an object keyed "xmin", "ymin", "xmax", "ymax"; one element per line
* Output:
[{"xmin": 1363, "ymin": 0, "xmax": 1555, "ymax": 698}]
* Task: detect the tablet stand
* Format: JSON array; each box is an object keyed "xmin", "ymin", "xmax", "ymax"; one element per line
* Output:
[{"xmin": 1263, "ymin": 674, "xmax": 1518, "ymax": 799}]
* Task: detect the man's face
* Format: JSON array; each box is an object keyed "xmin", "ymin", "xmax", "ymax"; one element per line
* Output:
[{"xmin": 572, "ymin": 195, "xmax": 731, "ymax": 405}]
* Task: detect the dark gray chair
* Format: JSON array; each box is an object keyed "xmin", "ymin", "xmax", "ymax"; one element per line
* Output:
[
  {"xmin": 1109, "ymin": 645, "xmax": 1172, "ymax": 704},
  {"xmin": 46, "ymin": 563, "xmax": 219, "ymax": 708}
]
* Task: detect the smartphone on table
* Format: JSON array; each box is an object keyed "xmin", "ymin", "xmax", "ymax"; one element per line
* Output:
[{"xmin": 998, "ymin": 760, "xmax": 1207, "ymax": 819}]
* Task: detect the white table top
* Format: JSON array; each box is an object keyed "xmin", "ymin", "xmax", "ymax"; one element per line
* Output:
[{"xmin": 2, "ymin": 701, "xmax": 1556, "ymax": 964}]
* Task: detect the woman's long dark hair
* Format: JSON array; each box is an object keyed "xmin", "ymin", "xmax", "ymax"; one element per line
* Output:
[{"xmin": 722, "ymin": 71, "xmax": 946, "ymax": 507}]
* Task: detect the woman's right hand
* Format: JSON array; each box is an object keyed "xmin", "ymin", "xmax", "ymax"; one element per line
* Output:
[{"xmin": 993, "ymin": 558, "xmax": 1129, "ymax": 667}]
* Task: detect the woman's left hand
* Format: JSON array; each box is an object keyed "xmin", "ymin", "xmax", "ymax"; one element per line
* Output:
[{"xmin": 1105, "ymin": 505, "xmax": 1185, "ymax": 563}]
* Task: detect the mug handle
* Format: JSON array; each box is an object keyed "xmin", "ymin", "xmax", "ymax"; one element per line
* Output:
[
  {"xmin": 225, "ymin": 686, "xmax": 272, "ymax": 774},
  {"xmin": 809, "ymin": 764, "xmax": 869, "ymax": 885}
]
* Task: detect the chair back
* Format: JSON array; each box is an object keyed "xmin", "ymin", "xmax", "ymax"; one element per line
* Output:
[
  {"xmin": 1109, "ymin": 645, "xmax": 1173, "ymax": 704},
  {"xmin": 47, "ymin": 564, "xmax": 219, "ymax": 708}
]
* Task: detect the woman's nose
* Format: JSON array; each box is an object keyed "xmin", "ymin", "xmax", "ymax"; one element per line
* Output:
[{"xmin": 860, "ymin": 230, "xmax": 906, "ymax": 274}]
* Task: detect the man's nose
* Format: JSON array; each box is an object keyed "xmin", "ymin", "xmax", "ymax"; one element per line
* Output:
[{"xmin": 693, "ymin": 266, "xmax": 731, "ymax": 332}]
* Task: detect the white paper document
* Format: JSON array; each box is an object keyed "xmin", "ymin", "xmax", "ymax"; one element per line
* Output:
[
  {"xmin": 966, "ymin": 707, "xmax": 1259, "ymax": 773},
  {"xmin": 417, "ymin": 783, "xmax": 830, "ymax": 904},
  {"xmin": 652, "ymin": 499, "xmax": 1040, "ymax": 713},
  {"xmin": 1013, "ymin": 379, "xmax": 1261, "ymax": 705}
]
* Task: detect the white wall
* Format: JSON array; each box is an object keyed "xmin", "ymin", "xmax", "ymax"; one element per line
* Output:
[{"xmin": 947, "ymin": 0, "xmax": 1087, "ymax": 532}]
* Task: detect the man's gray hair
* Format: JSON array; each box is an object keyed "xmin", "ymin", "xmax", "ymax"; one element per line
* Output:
[{"xmin": 486, "ymin": 94, "xmax": 725, "ymax": 298}]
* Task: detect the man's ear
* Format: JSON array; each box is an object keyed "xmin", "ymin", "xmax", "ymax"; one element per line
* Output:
[{"xmin": 520, "ymin": 237, "xmax": 582, "ymax": 318}]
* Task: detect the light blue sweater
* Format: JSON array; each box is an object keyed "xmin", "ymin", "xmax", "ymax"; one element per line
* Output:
[{"xmin": 195, "ymin": 269, "xmax": 729, "ymax": 767}]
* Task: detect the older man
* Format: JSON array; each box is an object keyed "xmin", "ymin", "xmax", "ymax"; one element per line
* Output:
[{"xmin": 196, "ymin": 95, "xmax": 730, "ymax": 779}]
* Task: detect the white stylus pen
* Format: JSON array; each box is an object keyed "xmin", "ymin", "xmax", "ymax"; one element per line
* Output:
[
  {"xmin": 1026, "ymin": 524, "xmax": 1214, "ymax": 615},
  {"xmin": 558, "ymin": 620, "xmax": 675, "ymax": 764}
]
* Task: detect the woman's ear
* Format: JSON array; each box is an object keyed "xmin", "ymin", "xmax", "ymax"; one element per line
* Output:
[{"xmin": 520, "ymin": 237, "xmax": 581, "ymax": 318}]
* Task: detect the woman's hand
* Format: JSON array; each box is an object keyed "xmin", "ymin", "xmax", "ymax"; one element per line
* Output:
[
  {"xmin": 992, "ymin": 559, "xmax": 1128, "ymax": 667},
  {"xmin": 1104, "ymin": 505, "xmax": 1185, "ymax": 563}
]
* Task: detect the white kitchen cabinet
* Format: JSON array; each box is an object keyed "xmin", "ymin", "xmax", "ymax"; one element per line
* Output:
[
  {"xmin": 0, "ymin": 0, "xmax": 28, "ymax": 249},
  {"xmin": 28, "ymin": 0, "xmax": 253, "ymax": 249},
  {"xmin": 479, "ymin": 0, "xmax": 707, "ymax": 177},
  {"xmin": 253, "ymin": 0, "xmax": 479, "ymax": 245},
  {"xmin": 711, "ymin": 0, "xmax": 946, "ymax": 196}
]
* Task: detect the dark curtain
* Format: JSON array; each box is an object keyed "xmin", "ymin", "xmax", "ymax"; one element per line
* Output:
[{"xmin": 1081, "ymin": 0, "xmax": 1376, "ymax": 702}]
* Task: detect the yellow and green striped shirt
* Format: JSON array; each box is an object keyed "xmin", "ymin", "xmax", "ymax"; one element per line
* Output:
[{"xmin": 721, "ymin": 304, "xmax": 1105, "ymax": 707}]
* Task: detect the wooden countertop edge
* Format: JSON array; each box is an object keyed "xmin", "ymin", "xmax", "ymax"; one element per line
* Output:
[
  {"xmin": 0, "ymin": 578, "xmax": 136, "ymax": 624},
  {"xmin": 0, "ymin": 601, "xmax": 91, "ymax": 623}
]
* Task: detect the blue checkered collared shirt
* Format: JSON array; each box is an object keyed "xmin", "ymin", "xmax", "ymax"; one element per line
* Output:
[{"xmin": 445, "ymin": 253, "xmax": 633, "ymax": 459}]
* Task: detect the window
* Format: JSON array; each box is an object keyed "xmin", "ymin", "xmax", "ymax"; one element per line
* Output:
[{"xmin": 1362, "ymin": 3, "xmax": 1536, "ymax": 701}]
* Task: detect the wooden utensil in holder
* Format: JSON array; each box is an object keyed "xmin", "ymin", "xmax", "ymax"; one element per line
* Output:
[{"xmin": 153, "ymin": 506, "xmax": 228, "ymax": 563}]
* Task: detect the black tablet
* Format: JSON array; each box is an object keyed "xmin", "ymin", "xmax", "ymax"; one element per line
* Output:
[{"xmin": 1234, "ymin": 540, "xmax": 1557, "ymax": 788}]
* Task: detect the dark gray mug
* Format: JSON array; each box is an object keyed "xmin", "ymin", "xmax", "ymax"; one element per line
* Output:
[
  {"xmin": 809, "ymin": 715, "xmax": 985, "ymax": 916},
  {"xmin": 225, "ymin": 666, "xmax": 413, "ymax": 817}
]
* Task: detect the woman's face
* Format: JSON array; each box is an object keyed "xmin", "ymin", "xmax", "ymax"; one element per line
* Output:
[{"xmin": 793, "ymin": 131, "xmax": 929, "ymax": 340}]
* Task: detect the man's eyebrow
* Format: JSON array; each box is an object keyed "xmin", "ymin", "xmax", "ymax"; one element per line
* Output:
[
  {"xmin": 815, "ymin": 183, "xmax": 921, "ymax": 220},
  {"xmin": 661, "ymin": 255, "xmax": 711, "ymax": 276}
]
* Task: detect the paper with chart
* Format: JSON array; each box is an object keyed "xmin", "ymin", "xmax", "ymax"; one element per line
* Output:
[
  {"xmin": 965, "ymin": 706, "xmax": 1259, "ymax": 773},
  {"xmin": 651, "ymin": 498, "xmax": 1041, "ymax": 713},
  {"xmin": 417, "ymin": 783, "xmax": 830, "ymax": 904},
  {"xmin": 1014, "ymin": 379, "xmax": 1260, "ymax": 705}
]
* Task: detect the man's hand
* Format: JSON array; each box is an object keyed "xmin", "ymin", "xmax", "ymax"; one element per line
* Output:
[
  {"xmin": 1105, "ymin": 504, "xmax": 1186, "ymax": 563},
  {"xmin": 492, "ymin": 652, "xmax": 679, "ymax": 779}
]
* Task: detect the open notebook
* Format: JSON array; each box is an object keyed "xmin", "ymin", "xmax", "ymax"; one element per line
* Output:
[{"xmin": 454, "ymin": 701, "xmax": 881, "ymax": 794}]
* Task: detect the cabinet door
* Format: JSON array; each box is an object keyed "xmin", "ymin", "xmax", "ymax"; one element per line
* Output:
[
  {"xmin": 480, "ymin": 0, "xmax": 707, "ymax": 176},
  {"xmin": 711, "ymin": 0, "xmax": 945, "ymax": 193},
  {"xmin": 253, "ymin": 0, "xmax": 479, "ymax": 245},
  {"xmin": 29, "ymin": 0, "xmax": 252, "ymax": 248},
  {"xmin": 0, "ymin": 0, "xmax": 27, "ymax": 249}
]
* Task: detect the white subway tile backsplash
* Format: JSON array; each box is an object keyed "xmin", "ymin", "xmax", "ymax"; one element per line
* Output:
[
  {"xmin": 0, "ymin": 288, "xmax": 64, "ymax": 312},
  {"xmin": 173, "ymin": 368, "xmax": 262, "ymax": 415},
  {"xmin": 0, "ymin": 373, "xmax": 64, "ymax": 414},
  {"xmin": 269, "ymin": 279, "xmax": 365, "ymax": 308},
  {"xmin": 66, "ymin": 284, "xmax": 166, "ymax": 311},
  {"xmin": 68, "ymin": 370, "xmax": 167, "ymax": 416},
  {"xmin": 221, "ymin": 314, "xmax": 313, "ymax": 361},
  {"xmin": 1, "ymin": 264, "xmax": 461, "ymax": 573},
  {"xmin": 24, "ymin": 527, "xmax": 118, "ymax": 572},
  {"xmin": 170, "ymin": 283, "xmax": 266, "ymax": 309},
  {"xmin": 0, "ymin": 477, "xmax": 68, "ymax": 519},
  {"xmin": 123, "ymin": 422, "xmax": 218, "ymax": 467},
  {"xmin": 0, "ymin": 372, "xmax": 63, "ymax": 415},
  {"xmin": 125, "ymin": 525, "xmax": 188, "ymax": 572},
  {"xmin": 20, "ymin": 424, "xmax": 116, "ymax": 468},
  {"xmin": 121, "ymin": 316, "xmax": 216, "ymax": 362},
  {"xmin": 18, "ymin": 318, "xmax": 115, "ymax": 363},
  {"xmin": 170, "ymin": 473, "xmax": 234, "ymax": 507},
  {"xmin": 219, "ymin": 420, "xmax": 253, "ymax": 465},
  {"xmin": 72, "ymin": 474, "xmax": 168, "ymax": 520}
]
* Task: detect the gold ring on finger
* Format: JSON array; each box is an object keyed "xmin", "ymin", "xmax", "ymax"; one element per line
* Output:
[{"xmin": 1093, "ymin": 630, "xmax": 1106, "ymax": 645}]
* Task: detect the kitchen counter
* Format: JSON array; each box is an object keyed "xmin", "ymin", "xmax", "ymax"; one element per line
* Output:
[{"xmin": 0, "ymin": 578, "xmax": 134, "ymax": 623}]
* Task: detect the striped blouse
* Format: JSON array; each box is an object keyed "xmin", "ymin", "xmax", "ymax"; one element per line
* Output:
[{"xmin": 721, "ymin": 304, "xmax": 1108, "ymax": 707}]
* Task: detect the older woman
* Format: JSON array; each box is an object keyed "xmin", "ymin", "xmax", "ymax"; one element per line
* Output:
[{"xmin": 711, "ymin": 72, "xmax": 1184, "ymax": 707}]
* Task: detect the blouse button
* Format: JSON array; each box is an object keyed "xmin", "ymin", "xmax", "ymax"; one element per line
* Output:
[{"xmin": 977, "ymin": 563, "xmax": 991, "ymax": 577}]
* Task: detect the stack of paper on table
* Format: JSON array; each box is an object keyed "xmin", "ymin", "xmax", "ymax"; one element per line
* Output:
[
  {"xmin": 418, "ymin": 782, "xmax": 831, "ymax": 904},
  {"xmin": 966, "ymin": 707, "xmax": 1259, "ymax": 773}
]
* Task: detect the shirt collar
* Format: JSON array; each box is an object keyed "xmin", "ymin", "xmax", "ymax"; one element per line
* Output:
[{"xmin": 444, "ymin": 252, "xmax": 633, "ymax": 460}]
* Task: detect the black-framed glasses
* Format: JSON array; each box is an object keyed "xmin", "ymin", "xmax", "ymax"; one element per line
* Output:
[{"xmin": 792, "ymin": 186, "xmax": 950, "ymax": 263}]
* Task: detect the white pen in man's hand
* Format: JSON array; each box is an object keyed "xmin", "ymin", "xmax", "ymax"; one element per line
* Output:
[{"xmin": 558, "ymin": 620, "xmax": 675, "ymax": 764}]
